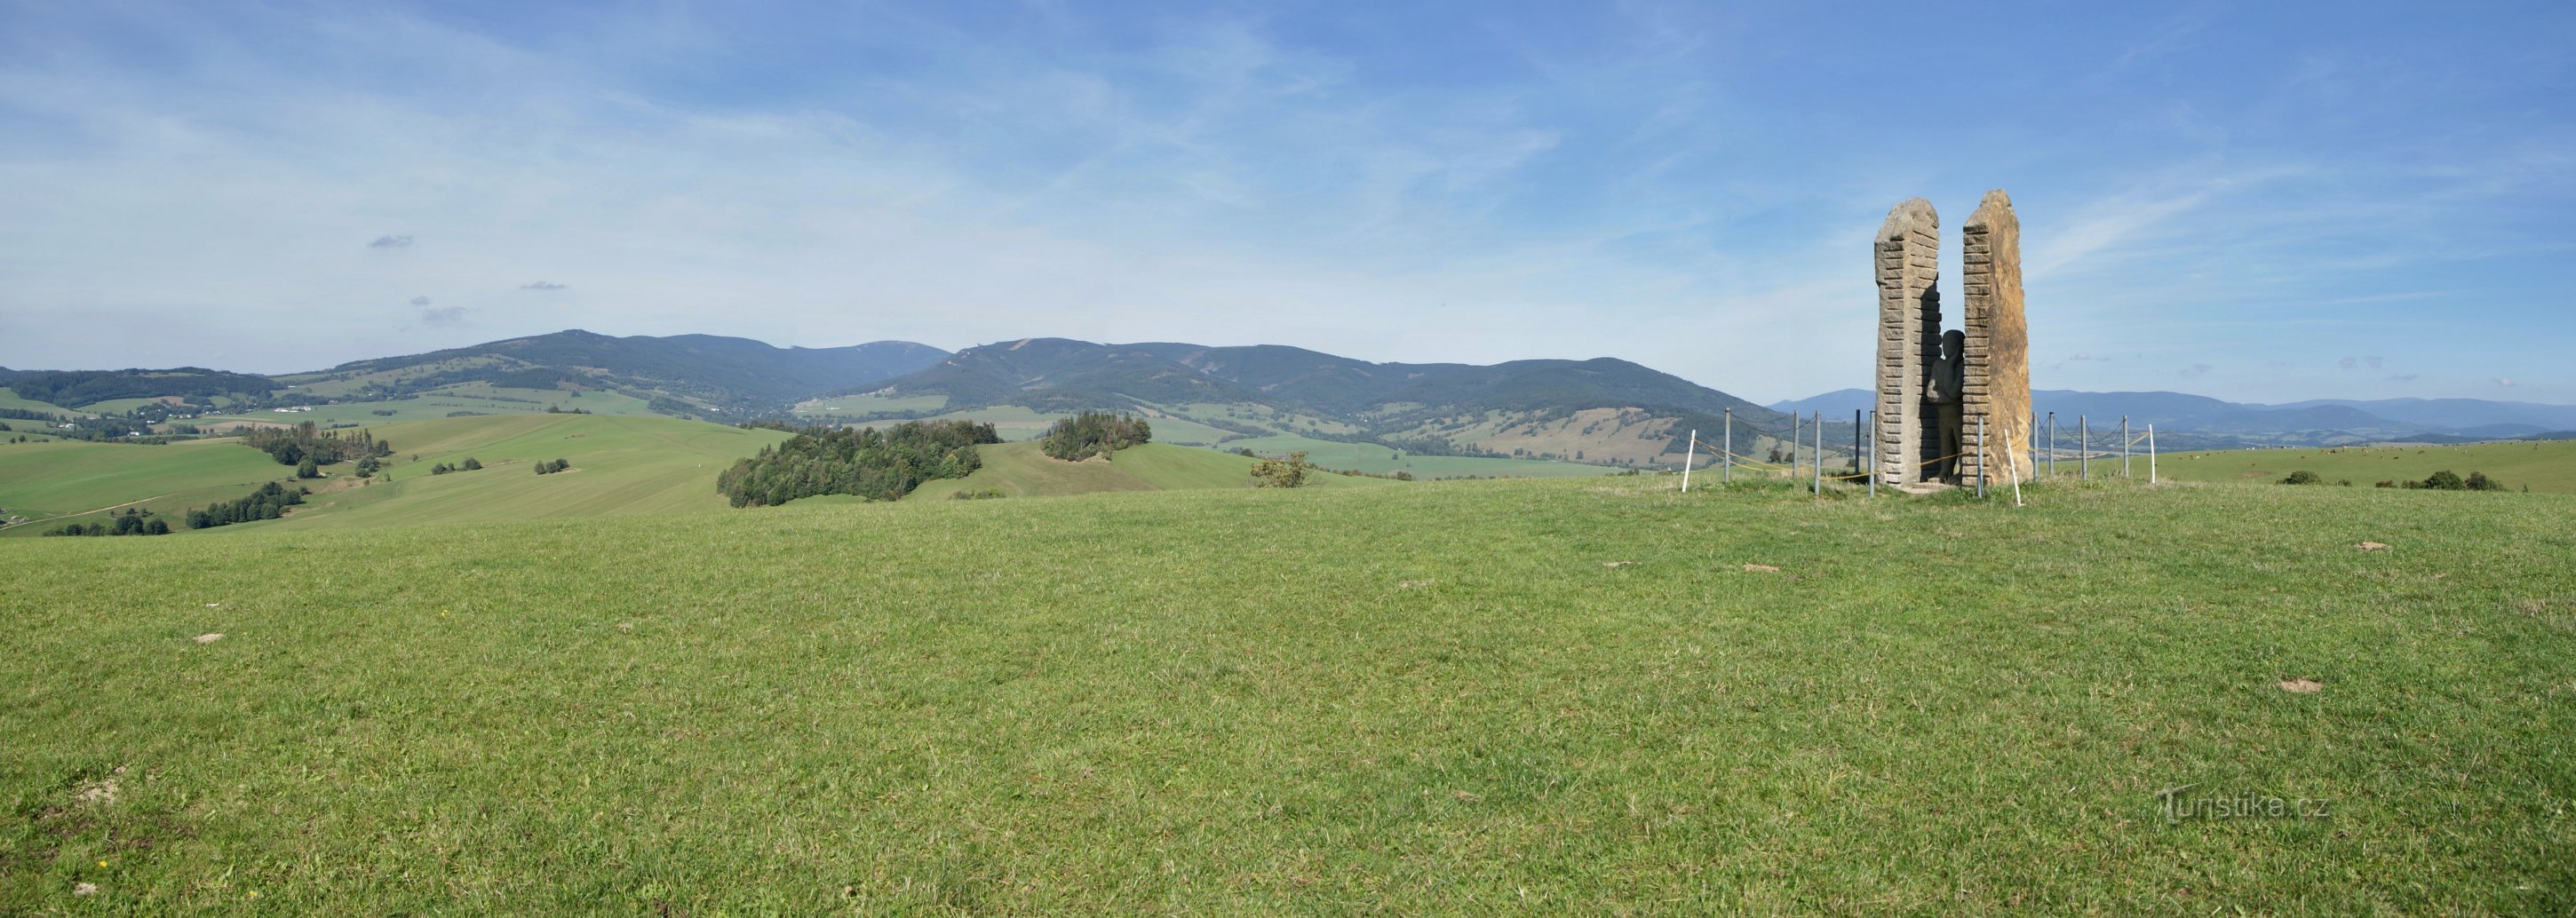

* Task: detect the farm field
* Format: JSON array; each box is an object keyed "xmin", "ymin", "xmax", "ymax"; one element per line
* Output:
[
  {"xmin": 0, "ymin": 439, "xmax": 287, "ymax": 535},
  {"xmin": 1222, "ymin": 433, "xmax": 1621, "ymax": 479},
  {"xmin": 2157, "ymin": 439, "xmax": 2576, "ymax": 495},
  {"xmin": 791, "ymin": 392, "xmax": 950, "ymax": 416},
  {"xmin": 5, "ymin": 478, "xmax": 2566, "ymax": 913},
  {"xmin": 0, "ymin": 388, "xmax": 78, "ymax": 416},
  {"xmin": 187, "ymin": 387, "xmax": 656, "ymax": 431},
  {"xmin": 900, "ymin": 441, "xmax": 1398, "ymax": 501},
  {"xmin": 220, "ymin": 414, "xmax": 792, "ymax": 532}
]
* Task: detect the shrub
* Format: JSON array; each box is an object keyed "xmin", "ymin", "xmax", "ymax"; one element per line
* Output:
[
  {"xmin": 2375, "ymin": 479, "xmax": 2396, "ymax": 488},
  {"xmin": 2465, "ymin": 471, "xmax": 2505, "ymax": 492},
  {"xmin": 1252, "ymin": 451, "xmax": 1313, "ymax": 488},
  {"xmin": 461, "ymin": 457, "xmax": 482, "ymax": 471},
  {"xmin": 2279, "ymin": 470, "xmax": 2322, "ymax": 485},
  {"xmin": 2421, "ymin": 470, "xmax": 2465, "ymax": 491},
  {"xmin": 1040, "ymin": 412, "xmax": 1152, "ymax": 462}
]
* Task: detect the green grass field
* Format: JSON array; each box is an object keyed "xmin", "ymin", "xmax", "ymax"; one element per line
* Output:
[
  {"xmin": 187, "ymin": 387, "xmax": 656, "ymax": 431},
  {"xmin": 224, "ymin": 414, "xmax": 793, "ymax": 532},
  {"xmin": 2, "ymin": 478, "xmax": 2568, "ymax": 913},
  {"xmin": 792, "ymin": 392, "xmax": 950, "ymax": 416},
  {"xmin": 901, "ymin": 441, "xmax": 1398, "ymax": 502},
  {"xmin": 0, "ymin": 387, "xmax": 78, "ymax": 417},
  {"xmin": 1222, "ymin": 433, "xmax": 1620, "ymax": 479},
  {"xmin": 2158, "ymin": 439, "xmax": 2576, "ymax": 494},
  {"xmin": 0, "ymin": 440, "xmax": 288, "ymax": 534}
]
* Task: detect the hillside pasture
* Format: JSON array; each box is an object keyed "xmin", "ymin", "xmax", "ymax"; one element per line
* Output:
[
  {"xmin": 1, "ymin": 479, "xmax": 2567, "ymax": 913},
  {"xmin": 0, "ymin": 388, "xmax": 78, "ymax": 417},
  {"xmin": 0, "ymin": 439, "xmax": 286, "ymax": 535},
  {"xmin": 224, "ymin": 414, "xmax": 792, "ymax": 532},
  {"xmin": 1221, "ymin": 433, "xmax": 1619, "ymax": 479},
  {"xmin": 791, "ymin": 392, "xmax": 950, "ymax": 416},
  {"xmin": 187, "ymin": 387, "xmax": 655, "ymax": 431},
  {"xmin": 2158, "ymin": 439, "xmax": 2576, "ymax": 494},
  {"xmin": 899, "ymin": 441, "xmax": 1397, "ymax": 502}
]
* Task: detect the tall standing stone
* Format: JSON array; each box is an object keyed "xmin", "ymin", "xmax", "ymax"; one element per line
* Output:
[
  {"xmin": 1873, "ymin": 199, "xmax": 1940, "ymax": 487},
  {"xmin": 1960, "ymin": 189, "xmax": 2031, "ymax": 483}
]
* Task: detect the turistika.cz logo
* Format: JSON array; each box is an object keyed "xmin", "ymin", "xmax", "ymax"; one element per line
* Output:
[{"xmin": 2154, "ymin": 784, "xmax": 2332, "ymax": 823}]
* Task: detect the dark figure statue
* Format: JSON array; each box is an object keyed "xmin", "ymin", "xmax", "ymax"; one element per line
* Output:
[{"xmin": 1926, "ymin": 330, "xmax": 1965, "ymax": 480}]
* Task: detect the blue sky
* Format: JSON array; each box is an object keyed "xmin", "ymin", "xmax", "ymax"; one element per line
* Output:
[{"xmin": 3, "ymin": 1, "xmax": 2570, "ymax": 404}]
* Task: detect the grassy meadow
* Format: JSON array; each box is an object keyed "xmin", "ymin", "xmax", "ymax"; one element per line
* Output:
[
  {"xmin": 0, "ymin": 387, "xmax": 79, "ymax": 416},
  {"xmin": 0, "ymin": 440, "xmax": 287, "ymax": 534},
  {"xmin": 1220, "ymin": 433, "xmax": 1619, "ymax": 479},
  {"xmin": 3, "ymin": 476, "xmax": 2569, "ymax": 914},
  {"xmin": 187, "ymin": 386, "xmax": 657, "ymax": 431},
  {"xmin": 902, "ymin": 441, "xmax": 1399, "ymax": 502},
  {"xmin": 2158, "ymin": 439, "xmax": 2576, "ymax": 494}
]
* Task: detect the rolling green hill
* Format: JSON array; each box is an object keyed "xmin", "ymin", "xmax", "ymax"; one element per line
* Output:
[
  {"xmin": 849, "ymin": 337, "xmax": 1819, "ymax": 474},
  {"xmin": 2158, "ymin": 439, "xmax": 2576, "ymax": 494},
  {"xmin": 901, "ymin": 441, "xmax": 1401, "ymax": 501},
  {"xmin": 228, "ymin": 414, "xmax": 796, "ymax": 532},
  {"xmin": 3, "ymin": 478, "xmax": 2567, "ymax": 912},
  {"xmin": 0, "ymin": 414, "xmax": 796, "ymax": 536},
  {"xmin": 0, "ymin": 440, "xmax": 290, "ymax": 534}
]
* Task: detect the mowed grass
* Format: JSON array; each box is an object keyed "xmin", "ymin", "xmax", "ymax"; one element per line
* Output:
[
  {"xmin": 0, "ymin": 440, "xmax": 287, "ymax": 534},
  {"xmin": 1224, "ymin": 433, "xmax": 1620, "ymax": 479},
  {"xmin": 900, "ymin": 441, "xmax": 1397, "ymax": 502},
  {"xmin": 2159, "ymin": 439, "xmax": 2576, "ymax": 494},
  {"xmin": 226, "ymin": 414, "xmax": 792, "ymax": 532},
  {"xmin": 4, "ymin": 479, "xmax": 2570, "ymax": 914}
]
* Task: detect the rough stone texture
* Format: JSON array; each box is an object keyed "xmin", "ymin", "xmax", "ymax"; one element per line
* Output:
[
  {"xmin": 1872, "ymin": 199, "xmax": 1940, "ymax": 487},
  {"xmin": 1960, "ymin": 189, "xmax": 2032, "ymax": 483}
]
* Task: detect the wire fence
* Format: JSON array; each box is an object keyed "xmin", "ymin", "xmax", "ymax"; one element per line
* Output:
[{"xmin": 1675, "ymin": 410, "xmax": 2160, "ymax": 503}]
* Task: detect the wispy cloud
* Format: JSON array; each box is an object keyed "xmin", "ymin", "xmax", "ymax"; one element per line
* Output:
[
  {"xmin": 519, "ymin": 281, "xmax": 567, "ymax": 290},
  {"xmin": 370, "ymin": 234, "xmax": 414, "ymax": 249},
  {"xmin": 421, "ymin": 305, "xmax": 466, "ymax": 324}
]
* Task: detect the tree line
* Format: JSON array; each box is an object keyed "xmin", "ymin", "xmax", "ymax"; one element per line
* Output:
[
  {"xmin": 243, "ymin": 422, "xmax": 394, "ymax": 465},
  {"xmin": 717, "ymin": 420, "xmax": 1000, "ymax": 506}
]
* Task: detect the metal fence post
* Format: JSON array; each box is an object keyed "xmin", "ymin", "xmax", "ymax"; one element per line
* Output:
[
  {"xmin": 1722, "ymin": 409, "xmax": 1731, "ymax": 486},
  {"xmin": 1815, "ymin": 411, "xmax": 1825, "ymax": 494},
  {"xmin": 1867, "ymin": 410, "xmax": 1877, "ymax": 498},
  {"xmin": 2047, "ymin": 411, "xmax": 2056, "ymax": 479},
  {"xmin": 1682, "ymin": 429, "xmax": 1696, "ymax": 492},
  {"xmin": 2079, "ymin": 415, "xmax": 2089, "ymax": 481},
  {"xmin": 2122, "ymin": 416, "xmax": 2132, "ymax": 479}
]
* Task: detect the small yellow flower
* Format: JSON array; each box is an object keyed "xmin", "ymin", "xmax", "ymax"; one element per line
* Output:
[
  {"xmin": 98, "ymin": 859, "xmax": 107, "ymax": 867},
  {"xmin": 247, "ymin": 890, "xmax": 258, "ymax": 898}
]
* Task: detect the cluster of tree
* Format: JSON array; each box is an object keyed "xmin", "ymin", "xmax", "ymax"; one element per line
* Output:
[
  {"xmin": 949, "ymin": 487, "xmax": 1007, "ymax": 500},
  {"xmin": 43, "ymin": 508, "xmax": 171, "ymax": 536},
  {"xmin": 534, "ymin": 458, "xmax": 573, "ymax": 474},
  {"xmin": 185, "ymin": 481, "xmax": 307, "ymax": 529},
  {"xmin": 1039, "ymin": 411, "xmax": 1152, "ymax": 461},
  {"xmin": 2375, "ymin": 470, "xmax": 2510, "ymax": 491},
  {"xmin": 717, "ymin": 420, "xmax": 999, "ymax": 506},
  {"xmin": 0, "ymin": 407, "xmax": 60, "ymax": 423},
  {"xmin": 429, "ymin": 457, "xmax": 484, "ymax": 475},
  {"xmin": 543, "ymin": 405, "xmax": 592, "ymax": 414},
  {"xmin": 0, "ymin": 368, "xmax": 274, "ymax": 406},
  {"xmin": 1251, "ymin": 450, "xmax": 1316, "ymax": 488},
  {"xmin": 243, "ymin": 422, "xmax": 393, "ymax": 466}
]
